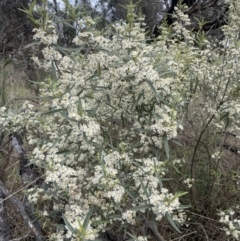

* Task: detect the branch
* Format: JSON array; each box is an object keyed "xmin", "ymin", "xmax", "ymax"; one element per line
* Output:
[
  {"xmin": 217, "ymin": 142, "xmax": 240, "ymax": 155},
  {"xmin": 0, "ymin": 181, "xmax": 43, "ymax": 241},
  {"xmin": 11, "ymin": 134, "xmax": 43, "ymax": 186},
  {"xmin": 0, "ymin": 188, "xmax": 10, "ymax": 241}
]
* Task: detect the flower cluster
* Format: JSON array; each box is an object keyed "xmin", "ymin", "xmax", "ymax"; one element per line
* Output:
[
  {"xmin": 149, "ymin": 188, "xmax": 181, "ymax": 221},
  {"xmin": 219, "ymin": 210, "xmax": 240, "ymax": 240}
]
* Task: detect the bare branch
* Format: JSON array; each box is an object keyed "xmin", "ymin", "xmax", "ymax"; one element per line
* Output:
[
  {"xmin": 0, "ymin": 181, "xmax": 43, "ymax": 241},
  {"xmin": 53, "ymin": 0, "xmax": 64, "ymax": 43}
]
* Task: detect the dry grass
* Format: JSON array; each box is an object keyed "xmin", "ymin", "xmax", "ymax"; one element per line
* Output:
[
  {"xmin": 0, "ymin": 57, "xmax": 38, "ymax": 240},
  {"xmin": 0, "ymin": 58, "xmax": 37, "ymax": 108},
  {"xmin": 167, "ymin": 93, "xmax": 240, "ymax": 240}
]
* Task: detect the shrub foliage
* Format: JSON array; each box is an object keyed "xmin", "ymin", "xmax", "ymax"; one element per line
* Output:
[{"xmin": 1, "ymin": 0, "xmax": 240, "ymax": 240}]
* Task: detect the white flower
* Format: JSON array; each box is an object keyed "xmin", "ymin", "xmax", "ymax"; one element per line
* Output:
[{"xmin": 122, "ymin": 210, "xmax": 136, "ymax": 225}]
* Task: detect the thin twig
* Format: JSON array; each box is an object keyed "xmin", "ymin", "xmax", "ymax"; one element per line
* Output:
[
  {"xmin": 1, "ymin": 174, "xmax": 45, "ymax": 203},
  {"xmin": 9, "ymin": 233, "xmax": 31, "ymax": 241},
  {"xmin": 170, "ymin": 231, "xmax": 197, "ymax": 241}
]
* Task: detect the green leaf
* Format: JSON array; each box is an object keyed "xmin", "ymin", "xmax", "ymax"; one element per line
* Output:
[
  {"xmin": 24, "ymin": 40, "xmax": 41, "ymax": 49},
  {"xmin": 88, "ymin": 102, "xmax": 100, "ymax": 117},
  {"xmin": 86, "ymin": 73, "xmax": 97, "ymax": 81},
  {"xmin": 166, "ymin": 213, "xmax": 182, "ymax": 233},
  {"xmin": 124, "ymin": 188, "xmax": 136, "ymax": 200},
  {"xmin": 63, "ymin": 20, "xmax": 77, "ymax": 30},
  {"xmin": 132, "ymin": 92, "xmax": 143, "ymax": 110},
  {"xmin": 41, "ymin": 108, "xmax": 64, "ymax": 115},
  {"xmin": 51, "ymin": 61, "xmax": 58, "ymax": 82},
  {"xmin": 193, "ymin": 78, "xmax": 199, "ymax": 94},
  {"xmin": 130, "ymin": 204, "xmax": 152, "ymax": 211},
  {"xmin": 77, "ymin": 98, "xmax": 84, "ymax": 117},
  {"xmin": 62, "ymin": 214, "xmax": 76, "ymax": 234},
  {"xmin": 163, "ymin": 133, "xmax": 170, "ymax": 159},
  {"xmin": 108, "ymin": 214, "xmax": 122, "ymax": 219},
  {"xmin": 60, "ymin": 110, "xmax": 79, "ymax": 123},
  {"xmin": 57, "ymin": 44, "xmax": 85, "ymax": 57},
  {"xmin": 56, "ymin": 149, "xmax": 74, "ymax": 154},
  {"xmin": 126, "ymin": 232, "xmax": 141, "ymax": 241},
  {"xmin": 219, "ymin": 111, "xmax": 229, "ymax": 121},
  {"xmin": 172, "ymin": 191, "xmax": 188, "ymax": 201},
  {"xmin": 111, "ymin": 198, "xmax": 123, "ymax": 212},
  {"xmin": 145, "ymin": 79, "xmax": 159, "ymax": 102},
  {"xmin": 151, "ymin": 217, "xmax": 158, "ymax": 234},
  {"xmin": 172, "ymin": 165, "xmax": 182, "ymax": 174},
  {"xmin": 126, "ymin": 232, "xmax": 137, "ymax": 241},
  {"xmin": 97, "ymin": 62, "xmax": 101, "ymax": 77},
  {"xmin": 52, "ymin": 223, "xmax": 65, "ymax": 230},
  {"xmin": 77, "ymin": 88, "xmax": 85, "ymax": 96},
  {"xmin": 64, "ymin": 129, "xmax": 72, "ymax": 143},
  {"xmin": 179, "ymin": 204, "xmax": 191, "ymax": 209},
  {"xmin": 83, "ymin": 207, "xmax": 94, "ymax": 230},
  {"xmin": 153, "ymin": 157, "xmax": 163, "ymax": 189},
  {"xmin": 169, "ymin": 138, "xmax": 183, "ymax": 146}
]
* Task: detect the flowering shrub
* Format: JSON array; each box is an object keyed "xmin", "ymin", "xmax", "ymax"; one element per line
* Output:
[
  {"xmin": 1, "ymin": 0, "xmax": 240, "ymax": 240},
  {"xmin": 1, "ymin": 1, "xmax": 188, "ymax": 240}
]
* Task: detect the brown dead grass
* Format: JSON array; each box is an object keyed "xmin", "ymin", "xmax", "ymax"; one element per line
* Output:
[{"xmin": 0, "ymin": 58, "xmax": 38, "ymax": 240}]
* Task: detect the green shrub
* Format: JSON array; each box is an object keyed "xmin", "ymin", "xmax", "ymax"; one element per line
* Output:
[{"xmin": 1, "ymin": 0, "xmax": 240, "ymax": 240}]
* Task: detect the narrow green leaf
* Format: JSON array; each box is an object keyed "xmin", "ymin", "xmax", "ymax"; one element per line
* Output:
[
  {"xmin": 108, "ymin": 214, "xmax": 122, "ymax": 219},
  {"xmin": 51, "ymin": 61, "xmax": 57, "ymax": 81},
  {"xmin": 24, "ymin": 40, "xmax": 41, "ymax": 49},
  {"xmin": 170, "ymin": 138, "xmax": 183, "ymax": 146},
  {"xmin": 163, "ymin": 133, "xmax": 170, "ymax": 159},
  {"xmin": 126, "ymin": 232, "xmax": 139, "ymax": 241},
  {"xmin": 63, "ymin": 20, "xmax": 77, "ymax": 30},
  {"xmin": 77, "ymin": 98, "xmax": 83, "ymax": 117},
  {"xmin": 193, "ymin": 78, "xmax": 198, "ymax": 94},
  {"xmin": 124, "ymin": 188, "xmax": 136, "ymax": 200},
  {"xmin": 153, "ymin": 157, "xmax": 164, "ymax": 189},
  {"xmin": 97, "ymin": 62, "xmax": 101, "ymax": 77},
  {"xmin": 88, "ymin": 102, "xmax": 100, "ymax": 117},
  {"xmin": 60, "ymin": 110, "xmax": 78, "ymax": 123},
  {"xmin": 127, "ymin": 232, "xmax": 138, "ymax": 241},
  {"xmin": 166, "ymin": 213, "xmax": 181, "ymax": 233},
  {"xmin": 111, "ymin": 198, "xmax": 123, "ymax": 212},
  {"xmin": 172, "ymin": 191, "xmax": 188, "ymax": 201},
  {"xmin": 179, "ymin": 204, "xmax": 191, "ymax": 209},
  {"xmin": 83, "ymin": 207, "xmax": 94, "ymax": 230},
  {"xmin": 145, "ymin": 79, "xmax": 159, "ymax": 102},
  {"xmin": 189, "ymin": 76, "xmax": 193, "ymax": 92},
  {"xmin": 106, "ymin": 93, "xmax": 111, "ymax": 104},
  {"xmin": 172, "ymin": 165, "xmax": 182, "ymax": 174},
  {"xmin": 41, "ymin": 108, "xmax": 64, "ymax": 115},
  {"xmin": 130, "ymin": 204, "xmax": 152, "ymax": 211},
  {"xmin": 86, "ymin": 73, "xmax": 97, "ymax": 81},
  {"xmin": 132, "ymin": 92, "xmax": 143, "ymax": 110},
  {"xmin": 64, "ymin": 129, "xmax": 72, "ymax": 143},
  {"xmin": 62, "ymin": 214, "xmax": 76, "ymax": 234},
  {"xmin": 151, "ymin": 218, "xmax": 158, "ymax": 233},
  {"xmin": 219, "ymin": 111, "xmax": 229, "ymax": 121},
  {"xmin": 56, "ymin": 149, "xmax": 74, "ymax": 154},
  {"xmin": 52, "ymin": 223, "xmax": 65, "ymax": 230}
]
